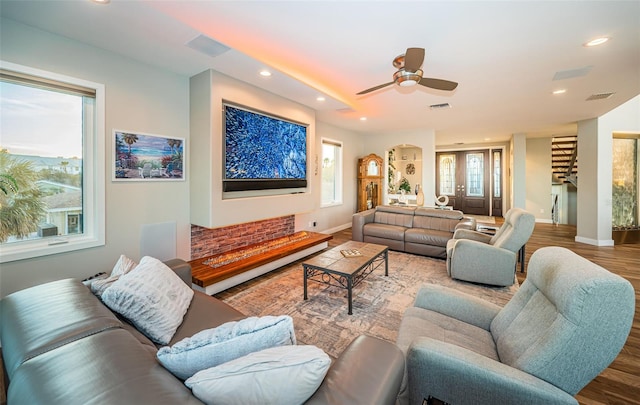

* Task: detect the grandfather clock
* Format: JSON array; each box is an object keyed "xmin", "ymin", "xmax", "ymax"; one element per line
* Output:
[{"xmin": 357, "ymin": 153, "xmax": 384, "ymax": 212}]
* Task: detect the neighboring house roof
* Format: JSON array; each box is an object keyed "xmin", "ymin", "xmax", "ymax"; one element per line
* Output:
[
  {"xmin": 37, "ymin": 180, "xmax": 81, "ymax": 192},
  {"xmin": 43, "ymin": 191, "xmax": 82, "ymax": 211},
  {"xmin": 11, "ymin": 154, "xmax": 81, "ymax": 172}
]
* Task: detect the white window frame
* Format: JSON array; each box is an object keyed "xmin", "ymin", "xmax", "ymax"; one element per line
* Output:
[
  {"xmin": 0, "ymin": 61, "xmax": 105, "ymax": 263},
  {"xmin": 320, "ymin": 138, "xmax": 343, "ymax": 207}
]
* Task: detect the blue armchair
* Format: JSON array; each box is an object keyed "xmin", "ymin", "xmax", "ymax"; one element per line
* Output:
[{"xmin": 396, "ymin": 246, "xmax": 635, "ymax": 405}]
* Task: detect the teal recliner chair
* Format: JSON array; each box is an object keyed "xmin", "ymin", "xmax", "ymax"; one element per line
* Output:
[
  {"xmin": 446, "ymin": 207, "xmax": 535, "ymax": 286},
  {"xmin": 396, "ymin": 246, "xmax": 635, "ymax": 405}
]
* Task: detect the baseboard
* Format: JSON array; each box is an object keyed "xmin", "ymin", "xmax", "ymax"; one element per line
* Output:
[
  {"xmin": 535, "ymin": 218, "xmax": 553, "ymax": 224},
  {"xmin": 321, "ymin": 222, "xmax": 351, "ymax": 235},
  {"xmin": 574, "ymin": 236, "xmax": 615, "ymax": 246}
]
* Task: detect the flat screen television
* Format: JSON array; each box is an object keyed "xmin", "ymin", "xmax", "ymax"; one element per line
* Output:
[{"xmin": 223, "ymin": 103, "xmax": 308, "ymax": 192}]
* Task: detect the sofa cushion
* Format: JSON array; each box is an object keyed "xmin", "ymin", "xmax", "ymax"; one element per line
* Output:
[
  {"xmin": 415, "ymin": 207, "xmax": 464, "ymax": 220},
  {"xmin": 185, "ymin": 345, "xmax": 331, "ymax": 405},
  {"xmin": 168, "ymin": 290, "xmax": 245, "ymax": 346},
  {"xmin": 405, "ymin": 228, "xmax": 453, "ymax": 247},
  {"xmin": 373, "ymin": 207, "xmax": 415, "ymax": 228},
  {"xmin": 157, "ymin": 315, "xmax": 296, "ymax": 380},
  {"xmin": 7, "ymin": 328, "xmax": 203, "ymax": 405},
  {"xmin": 397, "ymin": 306, "xmax": 499, "ymax": 361},
  {"xmin": 0, "ymin": 278, "xmax": 123, "ymax": 379},
  {"xmin": 102, "ymin": 256, "xmax": 194, "ymax": 345},
  {"xmin": 363, "ymin": 223, "xmax": 407, "ymax": 241}
]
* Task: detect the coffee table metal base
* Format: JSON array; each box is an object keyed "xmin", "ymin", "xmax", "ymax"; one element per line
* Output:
[{"xmin": 303, "ymin": 243, "xmax": 388, "ymax": 315}]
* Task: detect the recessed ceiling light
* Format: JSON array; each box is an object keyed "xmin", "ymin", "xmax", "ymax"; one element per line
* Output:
[
  {"xmin": 584, "ymin": 37, "xmax": 609, "ymax": 47},
  {"xmin": 553, "ymin": 89, "xmax": 567, "ymax": 95},
  {"xmin": 259, "ymin": 70, "xmax": 272, "ymax": 77},
  {"xmin": 316, "ymin": 96, "xmax": 325, "ymax": 102},
  {"xmin": 91, "ymin": 0, "xmax": 110, "ymax": 4},
  {"xmin": 360, "ymin": 117, "xmax": 367, "ymax": 121}
]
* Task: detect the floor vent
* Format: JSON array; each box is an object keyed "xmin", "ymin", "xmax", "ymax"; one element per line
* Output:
[{"xmin": 430, "ymin": 103, "xmax": 451, "ymax": 110}]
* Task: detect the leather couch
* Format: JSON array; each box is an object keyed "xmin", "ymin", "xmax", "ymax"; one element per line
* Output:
[
  {"xmin": 352, "ymin": 205, "xmax": 476, "ymax": 259},
  {"xmin": 1, "ymin": 259, "xmax": 405, "ymax": 404}
]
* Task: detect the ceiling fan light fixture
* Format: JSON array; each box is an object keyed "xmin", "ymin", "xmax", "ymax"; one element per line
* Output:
[{"xmin": 394, "ymin": 69, "xmax": 422, "ymax": 87}]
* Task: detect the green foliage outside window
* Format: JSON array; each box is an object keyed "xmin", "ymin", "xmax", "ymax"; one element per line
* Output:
[{"xmin": 0, "ymin": 150, "xmax": 47, "ymax": 242}]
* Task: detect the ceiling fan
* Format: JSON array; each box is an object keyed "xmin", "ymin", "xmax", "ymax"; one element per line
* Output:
[{"xmin": 357, "ymin": 47, "xmax": 458, "ymax": 95}]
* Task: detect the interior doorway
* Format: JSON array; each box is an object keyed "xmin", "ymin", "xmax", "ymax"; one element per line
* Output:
[{"xmin": 436, "ymin": 149, "xmax": 503, "ymax": 216}]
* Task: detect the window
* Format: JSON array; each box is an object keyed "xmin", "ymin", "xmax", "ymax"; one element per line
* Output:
[
  {"xmin": 438, "ymin": 153, "xmax": 456, "ymax": 195},
  {"xmin": 466, "ymin": 152, "xmax": 484, "ymax": 197},
  {"xmin": 321, "ymin": 139, "xmax": 342, "ymax": 206},
  {"xmin": 0, "ymin": 61, "xmax": 105, "ymax": 263},
  {"xmin": 493, "ymin": 150, "xmax": 502, "ymax": 198}
]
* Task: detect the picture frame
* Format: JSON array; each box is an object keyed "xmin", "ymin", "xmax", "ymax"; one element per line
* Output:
[{"xmin": 113, "ymin": 130, "xmax": 185, "ymax": 181}]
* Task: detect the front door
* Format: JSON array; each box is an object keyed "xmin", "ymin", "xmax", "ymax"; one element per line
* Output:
[{"xmin": 436, "ymin": 150, "xmax": 491, "ymax": 215}]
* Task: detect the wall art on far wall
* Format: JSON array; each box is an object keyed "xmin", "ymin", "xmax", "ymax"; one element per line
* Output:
[{"xmin": 113, "ymin": 130, "xmax": 185, "ymax": 181}]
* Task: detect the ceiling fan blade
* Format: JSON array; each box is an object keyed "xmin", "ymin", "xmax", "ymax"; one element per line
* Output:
[
  {"xmin": 418, "ymin": 78, "xmax": 459, "ymax": 91},
  {"xmin": 356, "ymin": 81, "xmax": 395, "ymax": 95},
  {"xmin": 404, "ymin": 48, "xmax": 425, "ymax": 72}
]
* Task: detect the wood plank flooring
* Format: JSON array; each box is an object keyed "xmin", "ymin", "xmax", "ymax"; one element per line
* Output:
[{"xmin": 331, "ymin": 222, "xmax": 640, "ymax": 405}]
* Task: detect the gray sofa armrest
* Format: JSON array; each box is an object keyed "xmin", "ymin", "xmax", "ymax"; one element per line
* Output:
[
  {"xmin": 453, "ymin": 228, "xmax": 492, "ymax": 243},
  {"xmin": 413, "ymin": 284, "xmax": 500, "ymax": 330},
  {"xmin": 455, "ymin": 217, "xmax": 477, "ymax": 231},
  {"xmin": 448, "ymin": 239, "xmax": 517, "ymax": 286},
  {"xmin": 163, "ymin": 258, "xmax": 192, "ymax": 286},
  {"xmin": 305, "ymin": 335, "xmax": 405, "ymax": 405},
  {"xmin": 406, "ymin": 338, "xmax": 578, "ymax": 405},
  {"xmin": 351, "ymin": 209, "xmax": 376, "ymax": 242}
]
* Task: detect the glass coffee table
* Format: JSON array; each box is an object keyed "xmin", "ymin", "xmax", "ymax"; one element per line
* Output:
[{"xmin": 302, "ymin": 241, "xmax": 388, "ymax": 315}]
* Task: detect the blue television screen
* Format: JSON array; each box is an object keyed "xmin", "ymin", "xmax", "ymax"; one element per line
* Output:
[{"xmin": 223, "ymin": 104, "xmax": 307, "ymax": 192}]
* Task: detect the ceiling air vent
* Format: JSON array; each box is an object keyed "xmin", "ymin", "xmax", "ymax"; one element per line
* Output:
[
  {"xmin": 430, "ymin": 103, "xmax": 451, "ymax": 110},
  {"xmin": 586, "ymin": 92, "xmax": 615, "ymax": 101},
  {"xmin": 186, "ymin": 35, "xmax": 230, "ymax": 58},
  {"xmin": 552, "ymin": 66, "xmax": 592, "ymax": 81}
]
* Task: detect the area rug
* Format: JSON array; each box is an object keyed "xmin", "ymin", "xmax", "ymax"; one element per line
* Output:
[{"xmin": 218, "ymin": 251, "xmax": 518, "ymax": 359}]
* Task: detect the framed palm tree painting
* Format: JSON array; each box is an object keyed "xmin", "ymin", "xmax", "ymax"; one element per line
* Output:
[{"xmin": 113, "ymin": 130, "xmax": 185, "ymax": 181}]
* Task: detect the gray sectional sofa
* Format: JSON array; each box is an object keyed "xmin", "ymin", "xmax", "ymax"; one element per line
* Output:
[
  {"xmin": 0, "ymin": 259, "xmax": 404, "ymax": 404},
  {"xmin": 352, "ymin": 205, "xmax": 476, "ymax": 259}
]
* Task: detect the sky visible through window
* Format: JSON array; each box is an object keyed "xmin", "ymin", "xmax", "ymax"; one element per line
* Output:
[{"xmin": 0, "ymin": 81, "xmax": 82, "ymax": 158}]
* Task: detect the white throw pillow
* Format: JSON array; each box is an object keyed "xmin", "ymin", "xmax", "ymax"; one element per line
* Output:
[
  {"xmin": 91, "ymin": 254, "xmax": 137, "ymax": 298},
  {"xmin": 101, "ymin": 256, "xmax": 194, "ymax": 345},
  {"xmin": 185, "ymin": 345, "xmax": 331, "ymax": 405},
  {"xmin": 157, "ymin": 315, "xmax": 295, "ymax": 380}
]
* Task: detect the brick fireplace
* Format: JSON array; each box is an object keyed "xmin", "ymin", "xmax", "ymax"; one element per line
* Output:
[{"xmin": 190, "ymin": 215, "xmax": 296, "ymax": 260}]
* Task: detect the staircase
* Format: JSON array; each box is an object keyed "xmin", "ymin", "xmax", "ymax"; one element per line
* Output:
[{"xmin": 552, "ymin": 136, "xmax": 577, "ymax": 186}]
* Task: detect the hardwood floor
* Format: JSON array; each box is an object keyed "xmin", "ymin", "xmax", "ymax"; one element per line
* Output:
[{"xmin": 332, "ymin": 222, "xmax": 640, "ymax": 405}]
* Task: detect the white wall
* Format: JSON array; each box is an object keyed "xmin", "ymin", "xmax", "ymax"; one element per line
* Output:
[
  {"xmin": 189, "ymin": 70, "xmax": 316, "ymax": 229},
  {"xmin": 365, "ymin": 130, "xmax": 437, "ymax": 206},
  {"xmin": 511, "ymin": 133, "xmax": 527, "ymax": 208},
  {"xmin": 576, "ymin": 95, "xmax": 640, "ymax": 246},
  {"xmin": 525, "ymin": 137, "xmax": 552, "ymax": 222},
  {"xmin": 1, "ymin": 19, "xmax": 190, "ymax": 296},
  {"xmin": 305, "ymin": 121, "xmax": 363, "ymax": 233}
]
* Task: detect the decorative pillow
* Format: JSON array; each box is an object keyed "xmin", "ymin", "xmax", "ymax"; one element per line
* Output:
[
  {"xmin": 157, "ymin": 315, "xmax": 295, "ymax": 380},
  {"xmin": 101, "ymin": 256, "xmax": 194, "ymax": 345},
  {"xmin": 185, "ymin": 345, "xmax": 331, "ymax": 405},
  {"xmin": 91, "ymin": 254, "xmax": 137, "ymax": 298}
]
